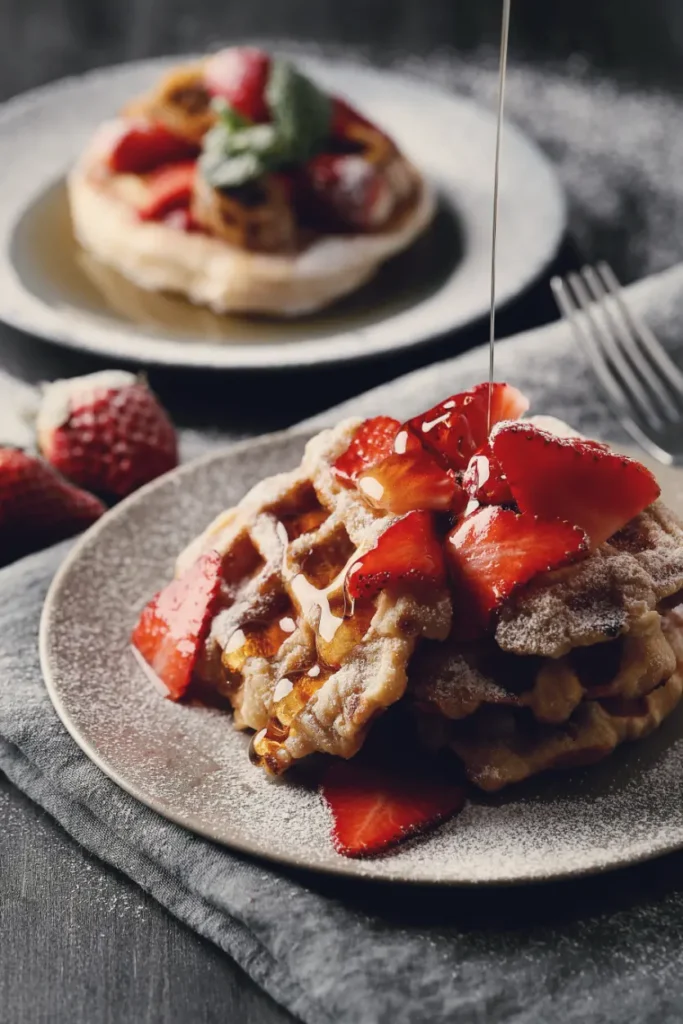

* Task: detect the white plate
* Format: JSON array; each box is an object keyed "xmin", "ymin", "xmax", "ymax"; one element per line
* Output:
[
  {"xmin": 0, "ymin": 54, "xmax": 565, "ymax": 370},
  {"xmin": 40, "ymin": 430, "xmax": 683, "ymax": 885}
]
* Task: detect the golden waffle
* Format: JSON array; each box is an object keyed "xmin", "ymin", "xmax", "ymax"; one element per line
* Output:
[
  {"xmin": 412, "ymin": 608, "xmax": 678, "ymax": 727},
  {"xmin": 180, "ymin": 420, "xmax": 452, "ymax": 774},
  {"xmin": 415, "ymin": 608, "xmax": 683, "ymax": 792}
]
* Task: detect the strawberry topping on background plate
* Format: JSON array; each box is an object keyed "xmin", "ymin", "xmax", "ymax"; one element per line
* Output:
[
  {"xmin": 138, "ymin": 161, "xmax": 197, "ymax": 221},
  {"xmin": 492, "ymin": 421, "xmax": 661, "ymax": 547},
  {"xmin": 321, "ymin": 758, "xmax": 466, "ymax": 857},
  {"xmin": 108, "ymin": 122, "xmax": 199, "ymax": 174},
  {"xmin": 346, "ymin": 510, "xmax": 446, "ymax": 600},
  {"xmin": 332, "ymin": 416, "xmax": 400, "ymax": 485},
  {"xmin": 37, "ymin": 371, "xmax": 178, "ymax": 500},
  {"xmin": 203, "ymin": 47, "xmax": 272, "ymax": 123},
  {"xmin": 131, "ymin": 550, "xmax": 223, "ymax": 700}
]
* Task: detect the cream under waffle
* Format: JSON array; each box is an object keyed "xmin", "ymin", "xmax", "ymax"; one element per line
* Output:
[{"xmin": 132, "ymin": 382, "xmax": 683, "ymax": 853}]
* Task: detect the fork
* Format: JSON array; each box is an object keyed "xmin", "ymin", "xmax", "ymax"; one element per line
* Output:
[{"xmin": 550, "ymin": 261, "xmax": 683, "ymax": 465}]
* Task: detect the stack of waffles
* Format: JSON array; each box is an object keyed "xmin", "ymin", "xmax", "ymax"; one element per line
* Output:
[
  {"xmin": 136, "ymin": 383, "xmax": 683, "ymax": 798},
  {"xmin": 412, "ymin": 501, "xmax": 683, "ymax": 790}
]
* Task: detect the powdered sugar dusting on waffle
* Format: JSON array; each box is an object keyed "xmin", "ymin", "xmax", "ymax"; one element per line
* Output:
[{"xmin": 496, "ymin": 502, "xmax": 683, "ymax": 658}]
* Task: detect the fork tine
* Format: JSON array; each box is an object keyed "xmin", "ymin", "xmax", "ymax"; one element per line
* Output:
[
  {"xmin": 550, "ymin": 276, "xmax": 642, "ymax": 421},
  {"xmin": 580, "ymin": 265, "xmax": 680, "ymax": 424},
  {"xmin": 597, "ymin": 262, "xmax": 683, "ymax": 396},
  {"xmin": 551, "ymin": 275, "xmax": 674, "ymax": 463},
  {"xmin": 565, "ymin": 271, "xmax": 665, "ymax": 431}
]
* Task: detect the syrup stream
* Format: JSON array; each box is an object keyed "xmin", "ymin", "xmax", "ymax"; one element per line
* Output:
[{"xmin": 488, "ymin": 0, "xmax": 512, "ymax": 431}]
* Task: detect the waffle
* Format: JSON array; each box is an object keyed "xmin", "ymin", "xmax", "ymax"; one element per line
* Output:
[
  {"xmin": 413, "ymin": 600, "xmax": 683, "ymax": 792},
  {"xmin": 495, "ymin": 501, "xmax": 683, "ymax": 658},
  {"xmin": 180, "ymin": 420, "xmax": 452, "ymax": 774}
]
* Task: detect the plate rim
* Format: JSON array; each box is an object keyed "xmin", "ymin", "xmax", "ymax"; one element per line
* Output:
[
  {"xmin": 0, "ymin": 52, "xmax": 566, "ymax": 370},
  {"xmin": 39, "ymin": 428, "xmax": 683, "ymax": 887}
]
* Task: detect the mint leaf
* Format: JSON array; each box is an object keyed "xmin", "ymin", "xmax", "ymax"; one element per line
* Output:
[
  {"xmin": 199, "ymin": 59, "xmax": 333, "ymax": 189},
  {"xmin": 266, "ymin": 59, "xmax": 332, "ymax": 162}
]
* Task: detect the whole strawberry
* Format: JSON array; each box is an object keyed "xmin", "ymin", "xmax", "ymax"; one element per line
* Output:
[
  {"xmin": 0, "ymin": 448, "xmax": 105, "ymax": 563},
  {"xmin": 37, "ymin": 371, "xmax": 178, "ymax": 500}
]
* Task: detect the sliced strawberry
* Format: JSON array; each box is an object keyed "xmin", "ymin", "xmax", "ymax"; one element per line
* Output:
[
  {"xmin": 357, "ymin": 450, "xmax": 458, "ymax": 514},
  {"xmin": 446, "ymin": 506, "xmax": 587, "ymax": 636},
  {"xmin": 491, "ymin": 422, "xmax": 661, "ymax": 547},
  {"xmin": 203, "ymin": 47, "xmax": 271, "ymax": 122},
  {"xmin": 346, "ymin": 510, "xmax": 446, "ymax": 600},
  {"xmin": 138, "ymin": 162, "xmax": 196, "ymax": 221},
  {"xmin": 108, "ymin": 122, "xmax": 199, "ymax": 174},
  {"xmin": 405, "ymin": 383, "xmax": 529, "ymax": 471},
  {"xmin": 462, "ymin": 443, "xmax": 513, "ymax": 507},
  {"xmin": 297, "ymin": 152, "xmax": 390, "ymax": 231},
  {"xmin": 131, "ymin": 551, "xmax": 223, "ymax": 700},
  {"xmin": 332, "ymin": 416, "xmax": 400, "ymax": 486},
  {"xmin": 321, "ymin": 759, "xmax": 466, "ymax": 857}
]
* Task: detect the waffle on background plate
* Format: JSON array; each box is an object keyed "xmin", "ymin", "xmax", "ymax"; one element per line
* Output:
[{"xmin": 169, "ymin": 402, "xmax": 683, "ymax": 790}]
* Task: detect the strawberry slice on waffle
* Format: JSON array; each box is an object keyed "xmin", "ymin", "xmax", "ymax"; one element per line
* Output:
[
  {"xmin": 332, "ymin": 416, "xmax": 400, "ymax": 485},
  {"xmin": 357, "ymin": 450, "xmax": 460, "ymax": 514},
  {"xmin": 131, "ymin": 550, "xmax": 223, "ymax": 700},
  {"xmin": 346, "ymin": 510, "xmax": 446, "ymax": 600},
  {"xmin": 404, "ymin": 382, "xmax": 529, "ymax": 471},
  {"xmin": 491, "ymin": 422, "xmax": 661, "ymax": 547},
  {"xmin": 446, "ymin": 506, "xmax": 588, "ymax": 636},
  {"xmin": 462, "ymin": 443, "xmax": 513, "ymax": 507}
]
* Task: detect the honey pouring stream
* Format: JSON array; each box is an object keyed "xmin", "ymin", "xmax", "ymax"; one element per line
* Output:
[{"xmin": 488, "ymin": 0, "xmax": 512, "ymax": 431}]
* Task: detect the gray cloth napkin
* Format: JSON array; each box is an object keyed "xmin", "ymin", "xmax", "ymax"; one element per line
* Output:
[
  {"xmin": 3, "ymin": 262, "xmax": 683, "ymax": 1024},
  {"xmin": 5, "ymin": 47, "xmax": 683, "ymax": 1023}
]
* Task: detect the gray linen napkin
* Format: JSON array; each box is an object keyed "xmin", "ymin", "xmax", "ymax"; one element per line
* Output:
[{"xmin": 3, "ymin": 261, "xmax": 683, "ymax": 1024}]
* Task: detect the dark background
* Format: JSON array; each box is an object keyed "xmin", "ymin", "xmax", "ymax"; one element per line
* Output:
[
  {"xmin": 3, "ymin": 0, "xmax": 683, "ymax": 101},
  {"xmin": 2, "ymin": 3, "xmax": 682, "ymax": 1023}
]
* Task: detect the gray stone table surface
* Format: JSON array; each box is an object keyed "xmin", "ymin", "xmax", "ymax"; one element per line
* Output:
[{"xmin": 2, "ymin": 3, "xmax": 683, "ymax": 1022}]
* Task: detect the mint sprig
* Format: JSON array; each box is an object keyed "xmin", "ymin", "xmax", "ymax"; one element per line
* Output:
[{"xmin": 199, "ymin": 59, "xmax": 333, "ymax": 190}]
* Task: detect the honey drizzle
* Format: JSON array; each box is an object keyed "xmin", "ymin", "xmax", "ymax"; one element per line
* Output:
[{"xmin": 487, "ymin": 0, "xmax": 512, "ymax": 432}]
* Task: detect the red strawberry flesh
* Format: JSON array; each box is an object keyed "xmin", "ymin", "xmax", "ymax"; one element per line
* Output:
[
  {"xmin": 108, "ymin": 122, "xmax": 199, "ymax": 174},
  {"xmin": 131, "ymin": 551, "xmax": 223, "ymax": 700},
  {"xmin": 203, "ymin": 47, "xmax": 271, "ymax": 122},
  {"xmin": 321, "ymin": 759, "xmax": 466, "ymax": 857},
  {"xmin": 446, "ymin": 506, "xmax": 588, "ymax": 635},
  {"xmin": 332, "ymin": 417, "xmax": 400, "ymax": 486},
  {"xmin": 462, "ymin": 443, "xmax": 513, "ymax": 507},
  {"xmin": 491, "ymin": 422, "xmax": 661, "ymax": 547},
  {"xmin": 0, "ymin": 448, "xmax": 105, "ymax": 563},
  {"xmin": 357, "ymin": 450, "xmax": 458, "ymax": 514},
  {"xmin": 138, "ymin": 161, "xmax": 196, "ymax": 221},
  {"xmin": 405, "ymin": 382, "xmax": 529, "ymax": 471},
  {"xmin": 346, "ymin": 510, "xmax": 446, "ymax": 600}
]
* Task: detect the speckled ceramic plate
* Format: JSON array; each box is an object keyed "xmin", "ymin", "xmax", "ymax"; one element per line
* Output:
[
  {"xmin": 39, "ymin": 429, "xmax": 683, "ymax": 885},
  {"xmin": 0, "ymin": 54, "xmax": 565, "ymax": 370}
]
